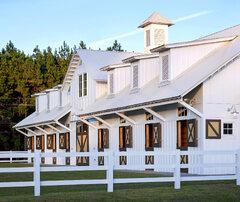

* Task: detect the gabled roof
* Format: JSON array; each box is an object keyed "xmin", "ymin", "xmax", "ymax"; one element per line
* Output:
[
  {"xmin": 62, "ymin": 49, "xmax": 139, "ymax": 91},
  {"xmin": 138, "ymin": 11, "xmax": 174, "ymax": 28},
  {"xmin": 13, "ymin": 105, "xmax": 71, "ymax": 129},
  {"xmin": 199, "ymin": 24, "xmax": 240, "ymax": 40},
  {"xmin": 78, "ymin": 36, "xmax": 240, "ymax": 117},
  {"xmin": 151, "ymin": 36, "xmax": 236, "ymax": 53}
]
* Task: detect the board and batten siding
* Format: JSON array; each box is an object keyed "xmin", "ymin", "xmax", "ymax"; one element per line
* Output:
[
  {"xmin": 170, "ymin": 42, "xmax": 227, "ymax": 80},
  {"xmin": 201, "ymin": 56, "xmax": 240, "ymax": 174}
]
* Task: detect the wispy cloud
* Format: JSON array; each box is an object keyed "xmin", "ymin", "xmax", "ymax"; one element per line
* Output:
[
  {"xmin": 173, "ymin": 10, "xmax": 214, "ymax": 23},
  {"xmin": 89, "ymin": 10, "xmax": 214, "ymax": 48}
]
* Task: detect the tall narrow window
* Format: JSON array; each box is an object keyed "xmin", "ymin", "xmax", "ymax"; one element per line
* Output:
[
  {"xmin": 79, "ymin": 75, "xmax": 82, "ymax": 97},
  {"xmin": 109, "ymin": 73, "xmax": 114, "ymax": 94},
  {"xmin": 132, "ymin": 65, "xmax": 139, "ymax": 89},
  {"xmin": 83, "ymin": 73, "xmax": 87, "ymax": 96},
  {"xmin": 47, "ymin": 93, "xmax": 50, "ymax": 111},
  {"xmin": 146, "ymin": 30, "xmax": 150, "ymax": 47},
  {"xmin": 162, "ymin": 55, "xmax": 169, "ymax": 81}
]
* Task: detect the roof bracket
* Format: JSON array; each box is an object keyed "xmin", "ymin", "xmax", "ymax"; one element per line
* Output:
[
  {"xmin": 79, "ymin": 118, "xmax": 97, "ymax": 129},
  {"xmin": 92, "ymin": 116, "xmax": 112, "ymax": 128},
  {"xmin": 143, "ymin": 107, "xmax": 166, "ymax": 122},
  {"xmin": 116, "ymin": 112, "xmax": 136, "ymax": 125},
  {"xmin": 179, "ymin": 101, "xmax": 203, "ymax": 118}
]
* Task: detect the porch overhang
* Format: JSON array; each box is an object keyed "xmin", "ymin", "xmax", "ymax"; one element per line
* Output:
[
  {"xmin": 14, "ymin": 105, "xmax": 72, "ymax": 136},
  {"xmin": 77, "ymin": 96, "xmax": 181, "ymax": 118}
]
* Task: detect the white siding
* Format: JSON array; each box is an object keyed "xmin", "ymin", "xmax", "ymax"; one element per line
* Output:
[{"xmin": 170, "ymin": 42, "xmax": 227, "ymax": 80}]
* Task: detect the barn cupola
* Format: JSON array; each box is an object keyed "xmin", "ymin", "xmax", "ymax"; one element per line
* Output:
[{"xmin": 138, "ymin": 11, "xmax": 174, "ymax": 53}]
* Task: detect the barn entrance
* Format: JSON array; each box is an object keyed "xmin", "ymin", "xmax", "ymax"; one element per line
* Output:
[
  {"xmin": 177, "ymin": 120, "xmax": 188, "ymax": 173},
  {"xmin": 76, "ymin": 122, "xmax": 89, "ymax": 166}
]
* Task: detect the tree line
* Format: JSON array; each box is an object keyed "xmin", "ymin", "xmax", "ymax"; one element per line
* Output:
[{"xmin": 0, "ymin": 40, "xmax": 123, "ymax": 151}]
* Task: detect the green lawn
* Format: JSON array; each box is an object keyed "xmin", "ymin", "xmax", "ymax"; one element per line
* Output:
[{"xmin": 0, "ymin": 163, "xmax": 239, "ymax": 201}]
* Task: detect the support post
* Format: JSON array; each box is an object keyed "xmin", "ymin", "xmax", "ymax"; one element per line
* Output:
[
  {"xmin": 174, "ymin": 149, "xmax": 181, "ymax": 189},
  {"xmin": 10, "ymin": 151, "xmax": 12, "ymax": 163},
  {"xmin": 107, "ymin": 151, "xmax": 114, "ymax": 192},
  {"xmin": 34, "ymin": 150, "xmax": 41, "ymax": 196},
  {"xmin": 28, "ymin": 150, "xmax": 31, "ymax": 164},
  {"xmin": 236, "ymin": 150, "xmax": 240, "ymax": 186}
]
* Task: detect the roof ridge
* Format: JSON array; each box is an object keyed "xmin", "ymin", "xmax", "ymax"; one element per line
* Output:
[{"xmin": 77, "ymin": 48, "xmax": 141, "ymax": 54}]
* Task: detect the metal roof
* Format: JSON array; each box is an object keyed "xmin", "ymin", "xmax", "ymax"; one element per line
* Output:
[
  {"xmin": 13, "ymin": 105, "xmax": 71, "ymax": 129},
  {"xmin": 138, "ymin": 11, "xmax": 174, "ymax": 28},
  {"xmin": 199, "ymin": 24, "xmax": 240, "ymax": 40},
  {"xmin": 78, "ymin": 36, "xmax": 240, "ymax": 117},
  {"xmin": 151, "ymin": 36, "xmax": 236, "ymax": 53},
  {"xmin": 62, "ymin": 49, "xmax": 139, "ymax": 91}
]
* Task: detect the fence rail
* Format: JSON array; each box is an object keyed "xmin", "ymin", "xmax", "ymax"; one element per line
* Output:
[{"xmin": 0, "ymin": 150, "xmax": 239, "ymax": 196}]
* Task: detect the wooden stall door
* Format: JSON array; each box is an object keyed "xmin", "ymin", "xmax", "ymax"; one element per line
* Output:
[{"xmin": 76, "ymin": 123, "xmax": 89, "ymax": 166}]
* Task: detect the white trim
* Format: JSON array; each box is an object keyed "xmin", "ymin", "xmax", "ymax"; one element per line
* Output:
[
  {"xmin": 16, "ymin": 129, "xmax": 29, "ymax": 137},
  {"xmin": 25, "ymin": 128, "xmax": 38, "ymax": 136}
]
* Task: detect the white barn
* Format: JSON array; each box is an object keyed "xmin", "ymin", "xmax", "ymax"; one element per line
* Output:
[{"xmin": 14, "ymin": 12, "xmax": 240, "ymax": 174}]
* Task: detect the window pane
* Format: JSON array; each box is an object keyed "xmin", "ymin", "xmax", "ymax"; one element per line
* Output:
[
  {"xmin": 83, "ymin": 73, "xmax": 87, "ymax": 96},
  {"xmin": 79, "ymin": 75, "xmax": 82, "ymax": 97}
]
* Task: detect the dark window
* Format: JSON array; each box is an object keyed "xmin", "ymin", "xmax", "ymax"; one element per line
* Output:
[
  {"xmin": 146, "ymin": 112, "xmax": 153, "ymax": 121},
  {"xmin": 83, "ymin": 73, "xmax": 87, "ymax": 96},
  {"xmin": 223, "ymin": 123, "xmax": 233, "ymax": 135},
  {"xmin": 178, "ymin": 107, "xmax": 187, "ymax": 117},
  {"xmin": 79, "ymin": 75, "xmax": 82, "ymax": 97},
  {"xmin": 119, "ymin": 127, "xmax": 126, "ymax": 151},
  {"xmin": 98, "ymin": 129, "xmax": 109, "ymax": 151}
]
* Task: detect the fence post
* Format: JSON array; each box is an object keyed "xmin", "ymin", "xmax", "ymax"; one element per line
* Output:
[
  {"xmin": 28, "ymin": 150, "xmax": 31, "ymax": 164},
  {"xmin": 174, "ymin": 149, "xmax": 181, "ymax": 189},
  {"xmin": 236, "ymin": 150, "xmax": 240, "ymax": 186},
  {"xmin": 10, "ymin": 151, "xmax": 12, "ymax": 163},
  {"xmin": 107, "ymin": 151, "xmax": 114, "ymax": 192},
  {"xmin": 34, "ymin": 150, "xmax": 41, "ymax": 196}
]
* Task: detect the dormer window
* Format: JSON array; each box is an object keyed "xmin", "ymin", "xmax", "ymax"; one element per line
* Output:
[
  {"xmin": 109, "ymin": 73, "xmax": 114, "ymax": 94},
  {"xmin": 132, "ymin": 65, "xmax": 139, "ymax": 89},
  {"xmin": 162, "ymin": 55, "xmax": 169, "ymax": 81},
  {"xmin": 79, "ymin": 73, "xmax": 87, "ymax": 97}
]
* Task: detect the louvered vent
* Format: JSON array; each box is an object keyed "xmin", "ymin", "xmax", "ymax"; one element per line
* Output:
[
  {"xmin": 154, "ymin": 29, "xmax": 165, "ymax": 46},
  {"xmin": 162, "ymin": 55, "xmax": 169, "ymax": 80},
  {"xmin": 109, "ymin": 73, "xmax": 114, "ymax": 94},
  {"xmin": 133, "ymin": 65, "xmax": 139, "ymax": 88},
  {"xmin": 146, "ymin": 30, "xmax": 150, "ymax": 47}
]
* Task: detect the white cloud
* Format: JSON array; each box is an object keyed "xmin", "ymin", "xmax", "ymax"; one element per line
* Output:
[
  {"xmin": 89, "ymin": 10, "xmax": 214, "ymax": 48},
  {"xmin": 173, "ymin": 10, "xmax": 214, "ymax": 23}
]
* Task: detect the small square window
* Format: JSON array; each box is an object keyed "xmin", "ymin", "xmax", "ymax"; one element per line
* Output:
[
  {"xmin": 223, "ymin": 123, "xmax": 233, "ymax": 135},
  {"xmin": 178, "ymin": 107, "xmax": 187, "ymax": 117}
]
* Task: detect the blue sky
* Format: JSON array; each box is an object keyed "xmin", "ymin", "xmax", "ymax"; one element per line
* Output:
[{"xmin": 0, "ymin": 0, "xmax": 239, "ymax": 54}]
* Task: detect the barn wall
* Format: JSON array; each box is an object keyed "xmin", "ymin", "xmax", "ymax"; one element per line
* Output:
[
  {"xmin": 170, "ymin": 42, "xmax": 227, "ymax": 80},
  {"xmin": 202, "ymin": 57, "xmax": 240, "ymax": 174}
]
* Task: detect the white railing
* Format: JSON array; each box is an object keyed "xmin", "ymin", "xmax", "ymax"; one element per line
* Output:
[
  {"xmin": 0, "ymin": 150, "xmax": 239, "ymax": 196},
  {"xmin": 0, "ymin": 151, "xmax": 30, "ymax": 163}
]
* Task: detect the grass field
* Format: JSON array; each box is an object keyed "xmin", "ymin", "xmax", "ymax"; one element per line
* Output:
[{"xmin": 0, "ymin": 163, "xmax": 240, "ymax": 201}]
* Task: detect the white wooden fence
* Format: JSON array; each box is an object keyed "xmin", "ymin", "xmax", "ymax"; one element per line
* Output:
[
  {"xmin": 0, "ymin": 150, "xmax": 239, "ymax": 196},
  {"xmin": 0, "ymin": 151, "xmax": 30, "ymax": 163}
]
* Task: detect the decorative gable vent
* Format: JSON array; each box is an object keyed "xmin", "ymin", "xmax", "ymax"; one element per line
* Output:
[
  {"xmin": 132, "ymin": 65, "xmax": 139, "ymax": 89},
  {"xmin": 109, "ymin": 73, "xmax": 114, "ymax": 94},
  {"xmin": 154, "ymin": 29, "xmax": 165, "ymax": 46},
  {"xmin": 162, "ymin": 55, "xmax": 169, "ymax": 81}
]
